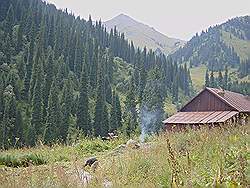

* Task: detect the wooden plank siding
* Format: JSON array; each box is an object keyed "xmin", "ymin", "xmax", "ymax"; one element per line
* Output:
[{"xmin": 180, "ymin": 89, "xmax": 234, "ymax": 112}]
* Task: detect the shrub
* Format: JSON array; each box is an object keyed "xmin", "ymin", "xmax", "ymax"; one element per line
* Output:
[{"xmin": 0, "ymin": 153, "xmax": 47, "ymax": 167}]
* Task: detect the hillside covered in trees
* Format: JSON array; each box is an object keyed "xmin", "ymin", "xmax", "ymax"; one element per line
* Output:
[
  {"xmin": 170, "ymin": 16, "xmax": 250, "ymax": 94},
  {"xmin": 0, "ymin": 0, "xmax": 192, "ymax": 149}
]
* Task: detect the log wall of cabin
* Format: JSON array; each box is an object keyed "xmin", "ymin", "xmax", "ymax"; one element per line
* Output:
[{"xmin": 181, "ymin": 90, "xmax": 235, "ymax": 112}]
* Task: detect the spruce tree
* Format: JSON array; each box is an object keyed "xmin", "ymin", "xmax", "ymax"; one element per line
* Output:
[
  {"xmin": 16, "ymin": 52, "xmax": 25, "ymax": 80},
  {"xmin": 76, "ymin": 64, "xmax": 91, "ymax": 136},
  {"xmin": 43, "ymin": 48, "xmax": 54, "ymax": 117},
  {"xmin": 110, "ymin": 90, "xmax": 118, "ymax": 132},
  {"xmin": 125, "ymin": 76, "xmax": 138, "ymax": 132},
  {"xmin": 115, "ymin": 94, "xmax": 122, "ymax": 129},
  {"xmin": 16, "ymin": 24, "xmax": 23, "ymax": 53},
  {"xmin": 93, "ymin": 58, "xmax": 109, "ymax": 136},
  {"xmin": 3, "ymin": 4, "xmax": 14, "ymax": 35},
  {"xmin": 22, "ymin": 22, "xmax": 35, "ymax": 101},
  {"xmin": 0, "ymin": 76, "xmax": 4, "ymax": 123},
  {"xmin": 74, "ymin": 32, "xmax": 83, "ymax": 78},
  {"xmin": 44, "ymin": 80, "xmax": 61, "ymax": 144},
  {"xmin": 1, "ymin": 85, "xmax": 22, "ymax": 149},
  {"xmin": 224, "ymin": 66, "xmax": 228, "ymax": 89},
  {"xmin": 205, "ymin": 69, "xmax": 210, "ymax": 87},
  {"xmin": 218, "ymin": 71, "xmax": 223, "ymax": 88},
  {"xmin": 61, "ymin": 78, "xmax": 74, "ymax": 141},
  {"xmin": 110, "ymin": 90, "xmax": 123, "ymax": 132},
  {"xmin": 210, "ymin": 71, "xmax": 215, "ymax": 88},
  {"xmin": 90, "ymin": 41, "xmax": 99, "ymax": 89},
  {"xmin": 28, "ymin": 58, "xmax": 44, "ymax": 146}
]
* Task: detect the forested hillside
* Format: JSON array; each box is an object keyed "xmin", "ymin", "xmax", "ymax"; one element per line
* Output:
[
  {"xmin": 0, "ymin": 0, "xmax": 192, "ymax": 149},
  {"xmin": 171, "ymin": 16, "xmax": 250, "ymax": 94}
]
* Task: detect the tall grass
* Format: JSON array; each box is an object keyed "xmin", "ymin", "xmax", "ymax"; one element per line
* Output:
[{"xmin": 0, "ymin": 125, "xmax": 249, "ymax": 187}]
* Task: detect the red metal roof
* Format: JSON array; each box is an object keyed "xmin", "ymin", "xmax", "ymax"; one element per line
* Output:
[
  {"xmin": 163, "ymin": 111, "xmax": 238, "ymax": 124},
  {"xmin": 206, "ymin": 87, "xmax": 250, "ymax": 112}
]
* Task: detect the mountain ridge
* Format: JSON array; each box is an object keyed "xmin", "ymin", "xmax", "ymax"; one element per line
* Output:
[{"xmin": 104, "ymin": 14, "xmax": 186, "ymax": 55}]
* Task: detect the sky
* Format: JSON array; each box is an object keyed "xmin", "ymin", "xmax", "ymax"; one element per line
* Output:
[{"xmin": 45, "ymin": 0, "xmax": 250, "ymax": 41}]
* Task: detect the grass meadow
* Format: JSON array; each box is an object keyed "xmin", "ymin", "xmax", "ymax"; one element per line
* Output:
[{"xmin": 0, "ymin": 124, "xmax": 249, "ymax": 187}]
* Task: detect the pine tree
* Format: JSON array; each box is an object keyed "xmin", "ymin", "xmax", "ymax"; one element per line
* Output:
[
  {"xmin": 16, "ymin": 24, "xmax": 23, "ymax": 53},
  {"xmin": 4, "ymin": 34, "xmax": 13, "ymax": 64},
  {"xmin": 115, "ymin": 94, "xmax": 122, "ymax": 129},
  {"xmin": 125, "ymin": 76, "xmax": 138, "ymax": 133},
  {"xmin": 218, "ymin": 71, "xmax": 223, "ymax": 88},
  {"xmin": 44, "ymin": 80, "xmax": 61, "ymax": 144},
  {"xmin": 210, "ymin": 71, "xmax": 215, "ymax": 87},
  {"xmin": 93, "ymin": 58, "xmax": 109, "ymax": 136},
  {"xmin": 22, "ymin": 21, "xmax": 35, "ymax": 101},
  {"xmin": 1, "ymin": 85, "xmax": 22, "ymax": 149},
  {"xmin": 15, "ymin": 107, "xmax": 24, "ymax": 147},
  {"xmin": 61, "ymin": 78, "xmax": 74, "ymax": 141},
  {"xmin": 16, "ymin": 52, "xmax": 25, "ymax": 80},
  {"xmin": 43, "ymin": 48, "xmax": 54, "ymax": 117},
  {"xmin": 205, "ymin": 69, "xmax": 210, "ymax": 87},
  {"xmin": 74, "ymin": 32, "xmax": 83, "ymax": 78},
  {"xmin": 28, "ymin": 58, "xmax": 44, "ymax": 146},
  {"xmin": 0, "ymin": 76, "xmax": 4, "ymax": 123},
  {"xmin": 110, "ymin": 90, "xmax": 117, "ymax": 132},
  {"xmin": 90, "ymin": 41, "xmax": 99, "ymax": 89},
  {"xmin": 172, "ymin": 74, "xmax": 179, "ymax": 102},
  {"xmin": 76, "ymin": 64, "xmax": 91, "ymax": 136},
  {"xmin": 110, "ymin": 90, "xmax": 123, "ymax": 132},
  {"xmin": 3, "ymin": 4, "xmax": 14, "ymax": 34},
  {"xmin": 224, "ymin": 66, "xmax": 228, "ymax": 89}
]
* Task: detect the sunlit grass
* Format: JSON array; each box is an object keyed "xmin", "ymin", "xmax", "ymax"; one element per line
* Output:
[{"xmin": 0, "ymin": 124, "xmax": 249, "ymax": 187}]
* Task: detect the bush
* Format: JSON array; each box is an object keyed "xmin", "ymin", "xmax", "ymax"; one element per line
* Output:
[
  {"xmin": 75, "ymin": 137, "xmax": 125, "ymax": 155},
  {"xmin": 76, "ymin": 139, "xmax": 111, "ymax": 154},
  {"xmin": 0, "ymin": 153, "xmax": 47, "ymax": 167}
]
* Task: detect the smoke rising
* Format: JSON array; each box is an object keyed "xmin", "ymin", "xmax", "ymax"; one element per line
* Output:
[{"xmin": 140, "ymin": 105, "xmax": 162, "ymax": 143}]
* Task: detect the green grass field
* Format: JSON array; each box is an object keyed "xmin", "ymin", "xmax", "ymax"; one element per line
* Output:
[
  {"xmin": 222, "ymin": 31, "xmax": 250, "ymax": 61},
  {"xmin": 190, "ymin": 65, "xmax": 207, "ymax": 91},
  {"xmin": 0, "ymin": 124, "xmax": 249, "ymax": 187}
]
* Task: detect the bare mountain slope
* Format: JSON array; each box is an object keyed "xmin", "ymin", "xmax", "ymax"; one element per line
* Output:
[{"xmin": 104, "ymin": 14, "xmax": 185, "ymax": 55}]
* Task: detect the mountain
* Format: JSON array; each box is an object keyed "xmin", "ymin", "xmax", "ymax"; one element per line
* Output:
[
  {"xmin": 171, "ymin": 16, "xmax": 250, "ymax": 74},
  {"xmin": 170, "ymin": 16, "xmax": 250, "ymax": 93},
  {"xmin": 0, "ymin": 0, "xmax": 192, "ymax": 148},
  {"xmin": 104, "ymin": 14, "xmax": 185, "ymax": 55}
]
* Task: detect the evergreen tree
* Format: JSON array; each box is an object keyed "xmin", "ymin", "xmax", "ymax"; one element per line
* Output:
[
  {"xmin": 90, "ymin": 41, "xmax": 99, "ymax": 89},
  {"xmin": 218, "ymin": 71, "xmax": 223, "ymax": 88},
  {"xmin": 172, "ymin": 74, "xmax": 179, "ymax": 102},
  {"xmin": 116, "ymin": 94, "xmax": 122, "ymax": 129},
  {"xmin": 43, "ymin": 48, "xmax": 54, "ymax": 117},
  {"xmin": 74, "ymin": 32, "xmax": 83, "ymax": 78},
  {"xmin": 28, "ymin": 58, "xmax": 44, "ymax": 146},
  {"xmin": 16, "ymin": 24, "xmax": 23, "ymax": 53},
  {"xmin": 224, "ymin": 66, "xmax": 228, "ymax": 89},
  {"xmin": 44, "ymin": 80, "xmax": 61, "ymax": 144},
  {"xmin": 1, "ymin": 85, "xmax": 23, "ymax": 148},
  {"xmin": 210, "ymin": 71, "xmax": 215, "ymax": 87},
  {"xmin": 3, "ymin": 4, "xmax": 14, "ymax": 34},
  {"xmin": 0, "ymin": 76, "xmax": 4, "ymax": 123},
  {"xmin": 110, "ymin": 90, "xmax": 117, "ymax": 132},
  {"xmin": 93, "ymin": 59, "xmax": 109, "ymax": 136},
  {"xmin": 125, "ymin": 76, "xmax": 138, "ymax": 133},
  {"xmin": 205, "ymin": 69, "xmax": 210, "ymax": 87},
  {"xmin": 22, "ymin": 21, "xmax": 35, "ymax": 101},
  {"xmin": 16, "ymin": 52, "xmax": 25, "ymax": 80},
  {"xmin": 76, "ymin": 64, "xmax": 91, "ymax": 136},
  {"xmin": 61, "ymin": 78, "xmax": 74, "ymax": 141}
]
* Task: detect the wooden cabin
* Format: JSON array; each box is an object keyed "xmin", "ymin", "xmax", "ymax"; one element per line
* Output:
[{"xmin": 163, "ymin": 87, "xmax": 250, "ymax": 131}]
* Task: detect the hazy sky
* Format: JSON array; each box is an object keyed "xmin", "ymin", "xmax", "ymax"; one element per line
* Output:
[{"xmin": 45, "ymin": 0, "xmax": 250, "ymax": 40}]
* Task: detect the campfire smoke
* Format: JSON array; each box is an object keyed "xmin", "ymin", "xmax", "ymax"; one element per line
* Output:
[{"xmin": 140, "ymin": 105, "xmax": 161, "ymax": 143}]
